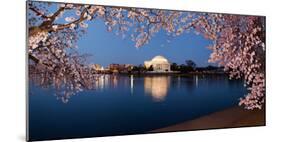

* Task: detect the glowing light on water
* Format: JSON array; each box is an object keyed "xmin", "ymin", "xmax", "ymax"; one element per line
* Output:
[
  {"xmin": 144, "ymin": 76, "xmax": 170, "ymax": 102},
  {"xmin": 130, "ymin": 75, "xmax": 134, "ymax": 94},
  {"xmin": 195, "ymin": 75, "xmax": 198, "ymax": 87}
]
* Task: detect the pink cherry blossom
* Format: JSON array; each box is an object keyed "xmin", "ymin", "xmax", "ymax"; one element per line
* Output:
[{"xmin": 28, "ymin": 1, "xmax": 265, "ymax": 107}]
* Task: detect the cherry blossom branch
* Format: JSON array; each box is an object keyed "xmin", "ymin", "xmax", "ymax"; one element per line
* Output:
[
  {"xmin": 54, "ymin": 8, "xmax": 98, "ymax": 31},
  {"xmin": 28, "ymin": 3, "xmax": 49, "ymax": 19},
  {"xmin": 27, "ymin": 2, "xmax": 265, "ymax": 107}
]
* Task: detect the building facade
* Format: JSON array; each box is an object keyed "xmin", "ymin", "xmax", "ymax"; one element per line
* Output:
[
  {"xmin": 109, "ymin": 64, "xmax": 133, "ymax": 73},
  {"xmin": 91, "ymin": 64, "xmax": 102, "ymax": 70},
  {"xmin": 144, "ymin": 55, "xmax": 171, "ymax": 72}
]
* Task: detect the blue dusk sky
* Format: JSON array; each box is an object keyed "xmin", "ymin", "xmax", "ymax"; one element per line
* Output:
[
  {"xmin": 77, "ymin": 19, "xmax": 215, "ymax": 67},
  {"xmin": 36, "ymin": 2, "xmax": 216, "ymax": 67}
]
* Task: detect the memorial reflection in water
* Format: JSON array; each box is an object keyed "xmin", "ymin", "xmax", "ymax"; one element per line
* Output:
[{"xmin": 144, "ymin": 76, "xmax": 170, "ymax": 102}]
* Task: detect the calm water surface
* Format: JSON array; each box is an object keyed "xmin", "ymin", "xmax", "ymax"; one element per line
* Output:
[{"xmin": 29, "ymin": 74, "xmax": 246, "ymax": 141}]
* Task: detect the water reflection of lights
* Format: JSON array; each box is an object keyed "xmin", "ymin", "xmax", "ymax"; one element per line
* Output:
[
  {"xmin": 100, "ymin": 75, "xmax": 105, "ymax": 90},
  {"xmin": 130, "ymin": 75, "xmax": 134, "ymax": 94},
  {"xmin": 144, "ymin": 76, "xmax": 170, "ymax": 102},
  {"xmin": 95, "ymin": 75, "xmax": 109, "ymax": 90},
  {"xmin": 112, "ymin": 75, "xmax": 118, "ymax": 88},
  {"xmin": 195, "ymin": 75, "xmax": 198, "ymax": 87}
]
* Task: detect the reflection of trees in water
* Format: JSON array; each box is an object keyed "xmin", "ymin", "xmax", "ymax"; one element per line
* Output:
[
  {"xmin": 185, "ymin": 76, "xmax": 197, "ymax": 92},
  {"xmin": 30, "ymin": 74, "xmax": 244, "ymax": 103},
  {"xmin": 144, "ymin": 76, "xmax": 170, "ymax": 102},
  {"xmin": 204, "ymin": 74, "xmax": 243, "ymax": 84},
  {"xmin": 170, "ymin": 74, "xmax": 244, "ymax": 94},
  {"xmin": 193, "ymin": 74, "xmax": 244, "ymax": 91},
  {"xmin": 169, "ymin": 75, "xmax": 197, "ymax": 93}
]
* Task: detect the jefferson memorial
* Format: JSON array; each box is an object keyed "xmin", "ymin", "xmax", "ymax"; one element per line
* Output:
[{"xmin": 144, "ymin": 55, "xmax": 171, "ymax": 72}]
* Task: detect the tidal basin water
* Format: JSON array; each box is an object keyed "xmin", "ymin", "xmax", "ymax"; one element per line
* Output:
[{"xmin": 29, "ymin": 74, "xmax": 246, "ymax": 141}]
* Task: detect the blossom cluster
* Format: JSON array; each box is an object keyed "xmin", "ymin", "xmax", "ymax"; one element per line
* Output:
[{"xmin": 28, "ymin": 1, "xmax": 265, "ymax": 107}]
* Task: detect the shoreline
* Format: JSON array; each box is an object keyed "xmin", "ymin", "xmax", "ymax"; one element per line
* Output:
[
  {"xmin": 95, "ymin": 72, "xmax": 227, "ymax": 75},
  {"xmin": 151, "ymin": 106, "xmax": 265, "ymax": 133}
]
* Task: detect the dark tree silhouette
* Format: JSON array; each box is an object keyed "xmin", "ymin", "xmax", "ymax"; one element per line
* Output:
[{"xmin": 185, "ymin": 60, "xmax": 197, "ymax": 70}]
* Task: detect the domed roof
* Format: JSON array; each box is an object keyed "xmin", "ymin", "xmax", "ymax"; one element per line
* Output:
[{"xmin": 151, "ymin": 55, "xmax": 169, "ymax": 63}]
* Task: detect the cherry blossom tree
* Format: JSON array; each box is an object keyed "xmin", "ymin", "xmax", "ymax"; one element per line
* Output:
[
  {"xmin": 27, "ymin": 1, "xmax": 198, "ymax": 102},
  {"xmin": 206, "ymin": 15, "xmax": 265, "ymax": 110},
  {"xmin": 28, "ymin": 2, "xmax": 103, "ymax": 102},
  {"xmin": 28, "ymin": 1, "xmax": 265, "ymax": 109}
]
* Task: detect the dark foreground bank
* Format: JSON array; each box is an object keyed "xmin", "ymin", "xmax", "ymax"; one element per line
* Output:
[{"xmin": 152, "ymin": 106, "xmax": 265, "ymax": 132}]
